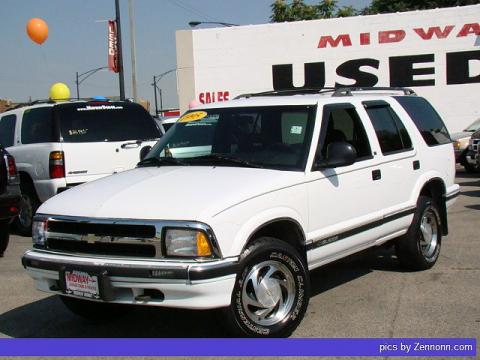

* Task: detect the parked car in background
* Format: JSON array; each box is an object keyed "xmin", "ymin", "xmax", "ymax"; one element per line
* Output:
[
  {"xmin": 465, "ymin": 129, "xmax": 480, "ymax": 172},
  {"xmin": 0, "ymin": 146, "xmax": 20, "ymax": 256},
  {"xmin": 451, "ymin": 118, "xmax": 480, "ymax": 172},
  {"xmin": 154, "ymin": 116, "xmax": 179, "ymax": 135},
  {"xmin": 22, "ymin": 87, "xmax": 459, "ymax": 337},
  {"xmin": 0, "ymin": 99, "xmax": 161, "ymax": 235}
]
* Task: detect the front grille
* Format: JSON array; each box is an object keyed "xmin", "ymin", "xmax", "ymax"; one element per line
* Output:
[
  {"xmin": 46, "ymin": 220, "xmax": 161, "ymax": 258},
  {"xmin": 48, "ymin": 221, "xmax": 156, "ymax": 238},
  {"xmin": 473, "ymin": 139, "xmax": 479, "ymax": 153},
  {"xmin": 47, "ymin": 238, "xmax": 156, "ymax": 257}
]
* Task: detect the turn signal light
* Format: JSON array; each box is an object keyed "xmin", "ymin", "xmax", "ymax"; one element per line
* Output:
[
  {"xmin": 49, "ymin": 151, "xmax": 65, "ymax": 179},
  {"xmin": 196, "ymin": 231, "xmax": 212, "ymax": 257}
]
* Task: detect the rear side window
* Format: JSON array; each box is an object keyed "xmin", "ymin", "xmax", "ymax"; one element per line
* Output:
[
  {"xmin": 364, "ymin": 101, "xmax": 412, "ymax": 155},
  {"xmin": 0, "ymin": 114, "xmax": 16, "ymax": 147},
  {"xmin": 394, "ymin": 96, "xmax": 451, "ymax": 146},
  {"xmin": 57, "ymin": 102, "xmax": 160, "ymax": 143},
  {"xmin": 21, "ymin": 107, "xmax": 55, "ymax": 144}
]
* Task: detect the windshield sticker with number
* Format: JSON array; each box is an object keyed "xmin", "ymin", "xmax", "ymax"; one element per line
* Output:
[{"xmin": 178, "ymin": 111, "xmax": 208, "ymax": 123}]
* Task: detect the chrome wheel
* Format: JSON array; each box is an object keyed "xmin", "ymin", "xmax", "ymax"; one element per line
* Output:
[
  {"xmin": 419, "ymin": 208, "xmax": 438, "ymax": 258},
  {"xmin": 241, "ymin": 260, "xmax": 296, "ymax": 327}
]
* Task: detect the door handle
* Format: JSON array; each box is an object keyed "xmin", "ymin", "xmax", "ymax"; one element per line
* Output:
[
  {"xmin": 413, "ymin": 160, "xmax": 420, "ymax": 170},
  {"xmin": 372, "ymin": 169, "xmax": 381, "ymax": 181}
]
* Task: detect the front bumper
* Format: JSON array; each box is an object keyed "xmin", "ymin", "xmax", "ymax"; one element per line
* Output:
[{"xmin": 22, "ymin": 250, "xmax": 238, "ymax": 309}]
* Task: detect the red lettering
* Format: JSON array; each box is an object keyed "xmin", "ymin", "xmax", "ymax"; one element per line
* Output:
[
  {"xmin": 199, "ymin": 93, "xmax": 205, "ymax": 104},
  {"xmin": 414, "ymin": 25, "xmax": 454, "ymax": 40},
  {"xmin": 205, "ymin": 92, "xmax": 211, "ymax": 103},
  {"xmin": 224, "ymin": 91, "xmax": 230, "ymax": 101},
  {"xmin": 379, "ymin": 30, "xmax": 406, "ymax": 44},
  {"xmin": 317, "ymin": 34, "xmax": 352, "ymax": 48},
  {"xmin": 360, "ymin": 33, "xmax": 370, "ymax": 45},
  {"xmin": 457, "ymin": 23, "xmax": 480, "ymax": 37},
  {"xmin": 218, "ymin": 92, "xmax": 223, "ymax": 102}
]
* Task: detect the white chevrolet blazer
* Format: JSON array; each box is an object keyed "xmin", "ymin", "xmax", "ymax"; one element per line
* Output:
[{"xmin": 22, "ymin": 88, "xmax": 459, "ymax": 337}]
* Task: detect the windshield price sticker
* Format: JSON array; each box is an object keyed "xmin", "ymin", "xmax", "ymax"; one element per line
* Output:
[
  {"xmin": 290, "ymin": 126, "xmax": 303, "ymax": 134},
  {"xmin": 178, "ymin": 111, "xmax": 208, "ymax": 123},
  {"xmin": 64, "ymin": 270, "xmax": 100, "ymax": 299}
]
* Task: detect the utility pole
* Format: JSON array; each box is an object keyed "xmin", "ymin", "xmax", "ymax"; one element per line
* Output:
[
  {"xmin": 115, "ymin": 0, "xmax": 125, "ymax": 100},
  {"xmin": 128, "ymin": 0, "xmax": 138, "ymax": 102}
]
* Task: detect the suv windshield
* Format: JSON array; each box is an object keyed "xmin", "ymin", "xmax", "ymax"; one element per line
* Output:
[
  {"xmin": 464, "ymin": 119, "xmax": 480, "ymax": 132},
  {"xmin": 145, "ymin": 106, "xmax": 316, "ymax": 171},
  {"xmin": 56, "ymin": 102, "xmax": 160, "ymax": 143}
]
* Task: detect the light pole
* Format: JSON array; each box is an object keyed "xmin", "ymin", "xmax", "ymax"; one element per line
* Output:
[
  {"xmin": 152, "ymin": 69, "xmax": 176, "ymax": 116},
  {"xmin": 188, "ymin": 21, "xmax": 239, "ymax": 27},
  {"xmin": 75, "ymin": 67, "xmax": 109, "ymax": 99}
]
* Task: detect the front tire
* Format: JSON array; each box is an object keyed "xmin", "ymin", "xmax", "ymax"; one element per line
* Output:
[
  {"xmin": 395, "ymin": 196, "xmax": 442, "ymax": 271},
  {"xmin": 224, "ymin": 237, "xmax": 310, "ymax": 337},
  {"xmin": 59, "ymin": 296, "xmax": 132, "ymax": 321},
  {"xmin": 14, "ymin": 182, "xmax": 39, "ymax": 236}
]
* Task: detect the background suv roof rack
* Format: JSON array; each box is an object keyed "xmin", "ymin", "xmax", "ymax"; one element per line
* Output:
[
  {"xmin": 234, "ymin": 87, "xmax": 416, "ymax": 99},
  {"xmin": 9, "ymin": 97, "xmax": 117, "ymax": 110}
]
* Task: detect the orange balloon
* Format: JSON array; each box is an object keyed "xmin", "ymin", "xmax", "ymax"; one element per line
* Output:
[{"xmin": 26, "ymin": 18, "xmax": 49, "ymax": 45}]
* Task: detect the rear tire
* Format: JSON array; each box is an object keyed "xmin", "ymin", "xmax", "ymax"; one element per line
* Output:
[
  {"xmin": 60, "ymin": 296, "xmax": 132, "ymax": 321},
  {"xmin": 223, "ymin": 237, "xmax": 310, "ymax": 337},
  {"xmin": 14, "ymin": 182, "xmax": 39, "ymax": 236},
  {"xmin": 395, "ymin": 196, "xmax": 442, "ymax": 271},
  {"xmin": 0, "ymin": 222, "xmax": 10, "ymax": 256}
]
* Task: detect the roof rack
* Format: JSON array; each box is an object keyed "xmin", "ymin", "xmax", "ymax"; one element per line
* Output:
[
  {"xmin": 234, "ymin": 87, "xmax": 416, "ymax": 99},
  {"xmin": 332, "ymin": 87, "xmax": 416, "ymax": 96},
  {"xmin": 234, "ymin": 87, "xmax": 337, "ymax": 99},
  {"xmin": 8, "ymin": 97, "xmax": 120, "ymax": 111}
]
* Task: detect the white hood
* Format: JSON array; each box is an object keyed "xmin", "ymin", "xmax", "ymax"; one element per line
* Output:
[{"xmin": 38, "ymin": 166, "xmax": 304, "ymax": 221}]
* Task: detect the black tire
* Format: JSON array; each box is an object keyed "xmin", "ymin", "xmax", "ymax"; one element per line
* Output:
[
  {"xmin": 0, "ymin": 222, "xmax": 10, "ymax": 256},
  {"xmin": 463, "ymin": 162, "xmax": 479, "ymax": 174},
  {"xmin": 14, "ymin": 182, "xmax": 39, "ymax": 236},
  {"xmin": 395, "ymin": 196, "xmax": 442, "ymax": 271},
  {"xmin": 223, "ymin": 237, "xmax": 310, "ymax": 337},
  {"xmin": 59, "ymin": 296, "xmax": 133, "ymax": 321}
]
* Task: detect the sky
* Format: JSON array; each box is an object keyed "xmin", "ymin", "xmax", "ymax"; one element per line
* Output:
[{"xmin": 0, "ymin": 0, "xmax": 370, "ymax": 112}]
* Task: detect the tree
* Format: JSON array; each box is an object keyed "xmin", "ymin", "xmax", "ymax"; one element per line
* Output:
[
  {"xmin": 363, "ymin": 0, "xmax": 479, "ymax": 14},
  {"xmin": 270, "ymin": 0, "xmax": 357, "ymax": 22}
]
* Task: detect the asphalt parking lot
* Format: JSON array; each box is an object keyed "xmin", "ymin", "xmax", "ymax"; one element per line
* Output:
[{"xmin": 0, "ymin": 169, "xmax": 478, "ymax": 343}]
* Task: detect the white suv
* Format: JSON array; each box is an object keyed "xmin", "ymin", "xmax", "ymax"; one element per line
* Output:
[
  {"xmin": 0, "ymin": 100, "xmax": 160, "ymax": 234},
  {"xmin": 22, "ymin": 88, "xmax": 459, "ymax": 337}
]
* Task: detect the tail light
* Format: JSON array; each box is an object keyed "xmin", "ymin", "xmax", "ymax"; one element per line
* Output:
[
  {"xmin": 49, "ymin": 151, "xmax": 65, "ymax": 179},
  {"xmin": 4, "ymin": 154, "xmax": 19, "ymax": 185}
]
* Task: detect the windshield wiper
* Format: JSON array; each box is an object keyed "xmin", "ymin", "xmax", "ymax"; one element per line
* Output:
[
  {"xmin": 190, "ymin": 154, "xmax": 264, "ymax": 168},
  {"xmin": 137, "ymin": 157, "xmax": 187, "ymax": 167}
]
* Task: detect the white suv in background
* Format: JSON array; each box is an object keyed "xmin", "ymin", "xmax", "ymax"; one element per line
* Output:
[
  {"xmin": 0, "ymin": 100, "xmax": 161, "ymax": 234},
  {"xmin": 22, "ymin": 88, "xmax": 459, "ymax": 337}
]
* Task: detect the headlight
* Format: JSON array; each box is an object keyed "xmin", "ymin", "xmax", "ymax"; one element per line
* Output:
[
  {"xmin": 32, "ymin": 220, "xmax": 47, "ymax": 246},
  {"xmin": 164, "ymin": 228, "xmax": 213, "ymax": 257}
]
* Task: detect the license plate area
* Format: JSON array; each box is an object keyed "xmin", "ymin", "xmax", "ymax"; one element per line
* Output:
[{"xmin": 59, "ymin": 267, "xmax": 114, "ymax": 301}]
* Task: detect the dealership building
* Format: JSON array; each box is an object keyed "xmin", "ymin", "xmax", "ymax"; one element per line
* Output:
[{"xmin": 176, "ymin": 4, "xmax": 480, "ymax": 132}]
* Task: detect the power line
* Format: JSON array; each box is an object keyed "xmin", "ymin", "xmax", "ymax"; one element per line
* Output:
[{"xmin": 166, "ymin": 0, "xmax": 218, "ymax": 22}]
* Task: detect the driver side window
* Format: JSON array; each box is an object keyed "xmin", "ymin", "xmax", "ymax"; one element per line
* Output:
[{"xmin": 317, "ymin": 105, "xmax": 372, "ymax": 161}]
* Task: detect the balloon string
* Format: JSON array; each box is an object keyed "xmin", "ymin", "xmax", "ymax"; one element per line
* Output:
[{"xmin": 39, "ymin": 45, "xmax": 55, "ymax": 93}]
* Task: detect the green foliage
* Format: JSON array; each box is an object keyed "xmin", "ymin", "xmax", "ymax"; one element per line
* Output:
[
  {"xmin": 363, "ymin": 0, "xmax": 479, "ymax": 14},
  {"xmin": 270, "ymin": 0, "xmax": 479, "ymax": 22},
  {"xmin": 270, "ymin": 0, "xmax": 358, "ymax": 22}
]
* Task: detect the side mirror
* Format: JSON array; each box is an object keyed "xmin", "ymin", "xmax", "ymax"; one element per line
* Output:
[
  {"xmin": 315, "ymin": 141, "xmax": 357, "ymax": 169},
  {"xmin": 139, "ymin": 145, "xmax": 152, "ymax": 161}
]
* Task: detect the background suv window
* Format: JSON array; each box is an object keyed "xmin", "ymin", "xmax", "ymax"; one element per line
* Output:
[
  {"xmin": 394, "ymin": 96, "xmax": 451, "ymax": 146},
  {"xmin": 364, "ymin": 102, "xmax": 413, "ymax": 155},
  {"xmin": 0, "ymin": 114, "xmax": 16, "ymax": 147},
  {"xmin": 319, "ymin": 106, "xmax": 372, "ymax": 159},
  {"xmin": 21, "ymin": 107, "xmax": 55, "ymax": 144}
]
